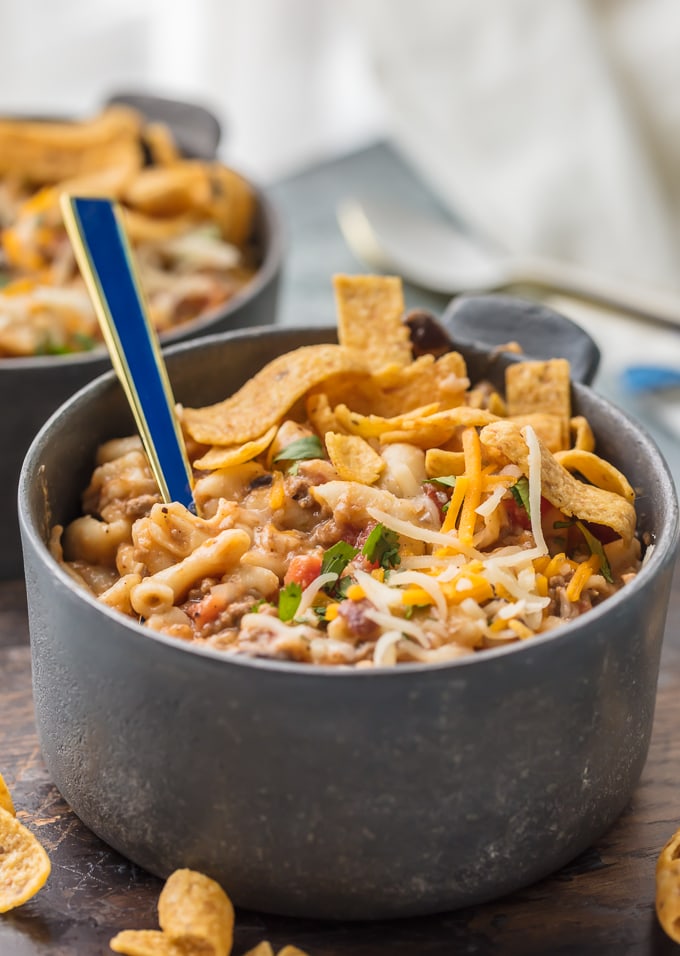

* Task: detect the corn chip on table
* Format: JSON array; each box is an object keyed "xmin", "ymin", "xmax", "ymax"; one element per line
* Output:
[{"xmin": 2, "ymin": 141, "xmax": 680, "ymax": 956}]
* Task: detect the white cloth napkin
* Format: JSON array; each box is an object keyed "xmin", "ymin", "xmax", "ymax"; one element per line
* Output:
[{"xmin": 352, "ymin": 0, "xmax": 680, "ymax": 293}]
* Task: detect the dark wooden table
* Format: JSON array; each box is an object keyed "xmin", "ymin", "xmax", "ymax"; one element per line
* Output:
[{"xmin": 3, "ymin": 141, "xmax": 680, "ymax": 955}]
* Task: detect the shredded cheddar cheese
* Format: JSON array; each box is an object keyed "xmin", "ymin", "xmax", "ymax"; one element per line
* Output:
[
  {"xmin": 458, "ymin": 427, "xmax": 483, "ymax": 545},
  {"xmin": 566, "ymin": 555, "xmax": 601, "ymax": 603}
]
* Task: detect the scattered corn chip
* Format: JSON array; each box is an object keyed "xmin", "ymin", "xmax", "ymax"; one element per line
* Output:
[
  {"xmin": 158, "ymin": 869, "xmax": 234, "ymax": 956},
  {"xmin": 369, "ymin": 351, "xmax": 469, "ymax": 417},
  {"xmin": 569, "ymin": 415, "xmax": 596, "ymax": 452},
  {"xmin": 325, "ymin": 432, "xmax": 384, "ymax": 484},
  {"xmin": 506, "ymin": 358, "xmax": 571, "ymax": 418},
  {"xmin": 0, "ymin": 771, "xmax": 15, "ymax": 816},
  {"xmin": 123, "ymin": 161, "xmax": 212, "ymax": 218},
  {"xmin": 334, "ymin": 404, "xmax": 497, "ymax": 448},
  {"xmin": 480, "ymin": 420, "xmax": 636, "ymax": 543},
  {"xmin": 425, "ymin": 448, "xmax": 466, "ymax": 478},
  {"xmin": 110, "ymin": 870, "xmax": 310, "ymax": 956},
  {"xmin": 182, "ymin": 346, "xmax": 368, "ymax": 446},
  {"xmin": 110, "ymin": 929, "xmax": 191, "ymax": 956},
  {"xmin": 554, "ymin": 448, "xmax": 635, "ymax": 503},
  {"xmin": 0, "ymin": 805, "xmax": 51, "ymax": 913},
  {"xmin": 306, "ymin": 393, "xmax": 346, "ymax": 437},
  {"xmin": 242, "ymin": 944, "xmax": 274, "ymax": 956},
  {"xmin": 334, "ymin": 402, "xmax": 441, "ymax": 439},
  {"xmin": 656, "ymin": 826, "xmax": 680, "ymax": 943},
  {"xmin": 378, "ymin": 407, "xmax": 499, "ymax": 449},
  {"xmin": 143, "ymin": 122, "xmax": 182, "ymax": 166},
  {"xmin": 193, "ymin": 426, "xmax": 277, "ymax": 472},
  {"xmin": 506, "ymin": 359, "xmax": 571, "ymax": 449},
  {"xmin": 333, "ymin": 274, "xmax": 412, "ymax": 371},
  {"xmin": 509, "ymin": 412, "xmax": 566, "ymax": 453},
  {"xmin": 207, "ymin": 164, "xmax": 257, "ymax": 247},
  {"xmin": 0, "ymin": 105, "xmax": 143, "ymax": 182}
]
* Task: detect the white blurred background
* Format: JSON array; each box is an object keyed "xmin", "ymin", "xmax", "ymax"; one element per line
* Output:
[
  {"xmin": 0, "ymin": 0, "xmax": 386, "ymax": 183},
  {"xmin": 4, "ymin": 0, "xmax": 680, "ymax": 461},
  {"xmin": 3, "ymin": 0, "xmax": 680, "ymax": 292}
]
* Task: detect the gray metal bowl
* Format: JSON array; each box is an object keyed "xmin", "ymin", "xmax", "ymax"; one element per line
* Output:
[
  {"xmin": 0, "ymin": 181, "xmax": 282, "ymax": 579},
  {"xmin": 18, "ymin": 303, "xmax": 679, "ymax": 920}
]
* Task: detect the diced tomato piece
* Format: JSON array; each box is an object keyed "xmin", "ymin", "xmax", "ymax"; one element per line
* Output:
[
  {"xmin": 186, "ymin": 591, "xmax": 229, "ymax": 627},
  {"xmin": 284, "ymin": 553, "xmax": 323, "ymax": 589},
  {"xmin": 423, "ymin": 481, "xmax": 450, "ymax": 522},
  {"xmin": 505, "ymin": 494, "xmax": 552, "ymax": 532},
  {"xmin": 504, "ymin": 495, "xmax": 531, "ymax": 531}
]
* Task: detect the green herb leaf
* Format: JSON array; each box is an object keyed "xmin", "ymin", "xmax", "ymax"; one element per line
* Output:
[
  {"xmin": 274, "ymin": 435, "xmax": 324, "ymax": 462},
  {"xmin": 428, "ymin": 475, "xmax": 457, "ymax": 488},
  {"xmin": 321, "ymin": 541, "xmax": 359, "ymax": 578},
  {"xmin": 73, "ymin": 332, "xmax": 96, "ymax": 351},
  {"xmin": 335, "ymin": 575, "xmax": 354, "ymax": 599},
  {"xmin": 511, "ymin": 477, "xmax": 531, "ymax": 517},
  {"xmin": 362, "ymin": 523, "xmax": 401, "ymax": 570},
  {"xmin": 576, "ymin": 521, "xmax": 613, "ymax": 583},
  {"xmin": 278, "ymin": 582, "xmax": 303, "ymax": 621},
  {"xmin": 553, "ymin": 519, "xmax": 574, "ymax": 529}
]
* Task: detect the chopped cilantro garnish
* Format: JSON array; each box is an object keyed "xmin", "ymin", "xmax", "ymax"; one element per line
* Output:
[
  {"xmin": 576, "ymin": 521, "xmax": 613, "ymax": 583},
  {"xmin": 362, "ymin": 523, "xmax": 401, "ymax": 570},
  {"xmin": 37, "ymin": 338, "xmax": 70, "ymax": 356},
  {"xmin": 274, "ymin": 435, "xmax": 324, "ymax": 462},
  {"xmin": 278, "ymin": 582, "xmax": 302, "ymax": 621},
  {"xmin": 428, "ymin": 475, "xmax": 457, "ymax": 488},
  {"xmin": 321, "ymin": 540, "xmax": 359, "ymax": 578},
  {"xmin": 335, "ymin": 575, "xmax": 354, "ymax": 599},
  {"xmin": 73, "ymin": 332, "xmax": 96, "ymax": 351},
  {"xmin": 511, "ymin": 477, "xmax": 531, "ymax": 517}
]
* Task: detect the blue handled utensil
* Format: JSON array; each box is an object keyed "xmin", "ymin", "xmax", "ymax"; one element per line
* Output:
[
  {"xmin": 621, "ymin": 365, "xmax": 680, "ymax": 394},
  {"xmin": 60, "ymin": 195, "xmax": 196, "ymax": 511}
]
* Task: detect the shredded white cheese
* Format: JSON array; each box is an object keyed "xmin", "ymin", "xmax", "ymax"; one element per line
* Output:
[
  {"xmin": 353, "ymin": 568, "xmax": 402, "ymax": 615},
  {"xmin": 524, "ymin": 424, "xmax": 549, "ymax": 556},
  {"xmin": 296, "ymin": 572, "xmax": 340, "ymax": 617},
  {"xmin": 364, "ymin": 608, "xmax": 431, "ymax": 646},
  {"xmin": 475, "ymin": 483, "xmax": 508, "ymax": 519},
  {"xmin": 386, "ymin": 570, "xmax": 448, "ymax": 618},
  {"xmin": 367, "ymin": 506, "xmax": 480, "ymax": 557},
  {"xmin": 373, "ymin": 630, "xmax": 403, "ymax": 667}
]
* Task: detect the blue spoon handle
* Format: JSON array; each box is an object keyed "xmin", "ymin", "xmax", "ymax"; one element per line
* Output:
[
  {"xmin": 60, "ymin": 195, "xmax": 195, "ymax": 511},
  {"xmin": 621, "ymin": 365, "xmax": 680, "ymax": 394}
]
